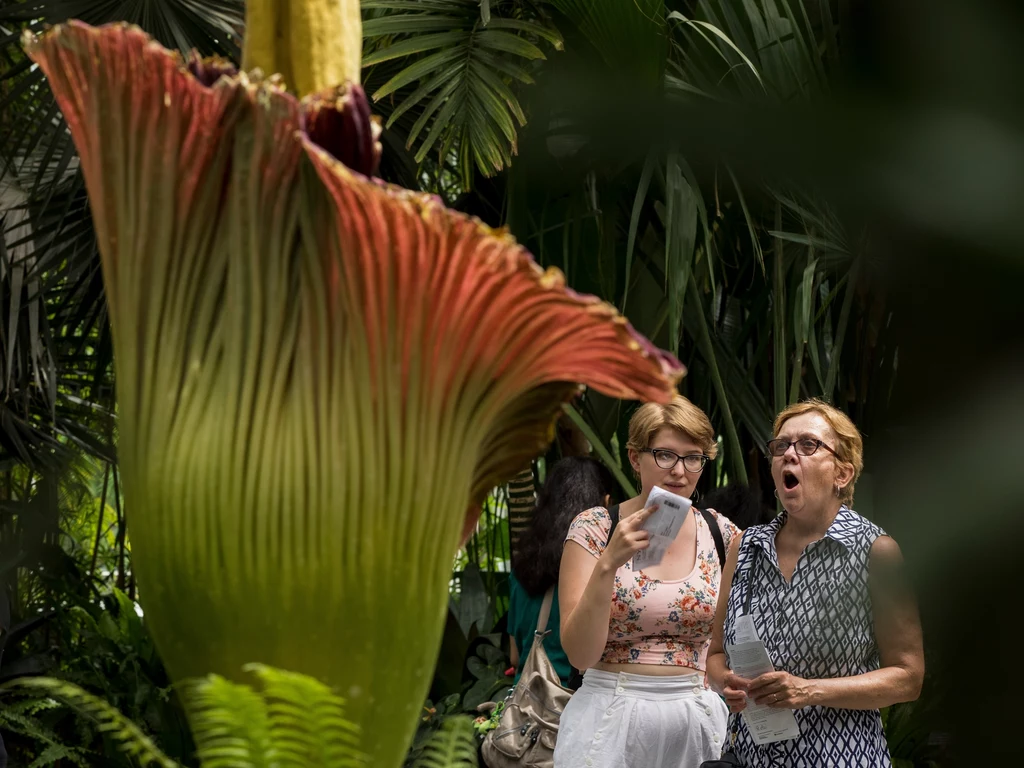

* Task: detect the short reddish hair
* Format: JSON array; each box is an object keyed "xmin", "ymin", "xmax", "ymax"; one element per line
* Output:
[
  {"xmin": 627, "ymin": 395, "xmax": 718, "ymax": 459},
  {"xmin": 773, "ymin": 398, "xmax": 863, "ymax": 504}
]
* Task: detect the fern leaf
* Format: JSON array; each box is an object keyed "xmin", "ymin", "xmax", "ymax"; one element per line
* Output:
[
  {"xmin": 28, "ymin": 742, "xmax": 91, "ymax": 768},
  {"xmin": 185, "ymin": 665, "xmax": 368, "ymax": 768},
  {"xmin": 245, "ymin": 664, "xmax": 367, "ymax": 767},
  {"xmin": 0, "ymin": 703, "xmax": 89, "ymax": 766},
  {"xmin": 413, "ymin": 716, "xmax": 479, "ymax": 768},
  {"xmin": 2, "ymin": 677, "xmax": 179, "ymax": 768},
  {"xmin": 187, "ymin": 673, "xmax": 275, "ymax": 768}
]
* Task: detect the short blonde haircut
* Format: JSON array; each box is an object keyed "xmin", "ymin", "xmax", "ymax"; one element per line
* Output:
[
  {"xmin": 773, "ymin": 398, "xmax": 864, "ymax": 505},
  {"xmin": 627, "ymin": 396, "xmax": 718, "ymax": 459}
]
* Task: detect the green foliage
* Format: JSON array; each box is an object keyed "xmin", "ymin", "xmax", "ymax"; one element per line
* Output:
[
  {"xmin": 1, "ymin": 452, "xmax": 194, "ymax": 765},
  {"xmin": 362, "ymin": 0, "xmax": 562, "ymax": 183},
  {"xmin": 455, "ymin": 488, "xmax": 512, "ymax": 578},
  {"xmin": 461, "ymin": 642, "xmax": 512, "ymax": 712},
  {"xmin": 3, "ymin": 665, "xmax": 374, "ymax": 768},
  {"xmin": 0, "ymin": 1, "xmax": 246, "ymax": 474},
  {"xmin": 438, "ymin": 564, "xmax": 512, "ymax": 704},
  {"xmin": 188, "ymin": 664, "xmax": 367, "ymax": 768},
  {"xmin": 404, "ymin": 693, "xmax": 463, "ymax": 767},
  {"xmin": 0, "ymin": 697, "xmax": 89, "ymax": 767},
  {"xmin": 2, "ymin": 675, "xmax": 179, "ymax": 767},
  {"xmin": 546, "ymin": 0, "xmax": 666, "ymax": 87},
  {"xmin": 27, "ymin": 742, "xmax": 90, "ymax": 768},
  {"xmin": 1, "ymin": 2, "xmax": 957, "ymax": 766},
  {"xmin": 411, "ymin": 715, "xmax": 479, "ymax": 768}
]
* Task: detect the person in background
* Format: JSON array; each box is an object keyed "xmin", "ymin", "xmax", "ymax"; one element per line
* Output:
[
  {"xmin": 707, "ymin": 398, "xmax": 924, "ymax": 766},
  {"xmin": 507, "ymin": 456, "xmax": 619, "ymax": 689},
  {"xmin": 556, "ymin": 396, "xmax": 739, "ymax": 768},
  {"xmin": 700, "ymin": 483, "xmax": 775, "ymax": 530}
]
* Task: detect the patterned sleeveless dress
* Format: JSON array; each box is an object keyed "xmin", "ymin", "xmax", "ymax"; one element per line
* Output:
[{"xmin": 722, "ymin": 506, "xmax": 893, "ymax": 766}]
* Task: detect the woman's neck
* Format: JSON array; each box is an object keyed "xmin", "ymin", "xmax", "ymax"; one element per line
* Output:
[
  {"xmin": 781, "ymin": 501, "xmax": 842, "ymax": 540},
  {"xmin": 619, "ymin": 494, "xmax": 648, "ymax": 517}
]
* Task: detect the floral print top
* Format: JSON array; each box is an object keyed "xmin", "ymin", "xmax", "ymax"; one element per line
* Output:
[{"xmin": 565, "ymin": 506, "xmax": 739, "ymax": 670}]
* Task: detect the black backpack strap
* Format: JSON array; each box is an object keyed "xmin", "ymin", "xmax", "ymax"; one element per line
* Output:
[
  {"xmin": 700, "ymin": 508, "xmax": 727, "ymax": 570},
  {"xmin": 611, "ymin": 504, "xmax": 724, "ymax": 566},
  {"xmin": 606, "ymin": 504, "xmax": 621, "ymax": 542}
]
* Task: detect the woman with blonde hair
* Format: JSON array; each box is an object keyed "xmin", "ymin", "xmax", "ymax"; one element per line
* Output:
[
  {"xmin": 707, "ymin": 399, "xmax": 924, "ymax": 766},
  {"xmin": 554, "ymin": 396, "xmax": 738, "ymax": 768}
]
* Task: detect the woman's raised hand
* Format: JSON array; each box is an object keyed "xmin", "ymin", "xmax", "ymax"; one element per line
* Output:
[{"xmin": 599, "ymin": 504, "xmax": 657, "ymax": 570}]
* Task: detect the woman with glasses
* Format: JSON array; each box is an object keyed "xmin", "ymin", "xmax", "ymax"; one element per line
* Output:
[
  {"xmin": 706, "ymin": 399, "xmax": 924, "ymax": 767},
  {"xmin": 554, "ymin": 396, "xmax": 739, "ymax": 768}
]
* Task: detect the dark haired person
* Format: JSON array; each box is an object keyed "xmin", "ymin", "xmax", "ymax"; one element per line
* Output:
[
  {"xmin": 701, "ymin": 483, "xmax": 775, "ymax": 530},
  {"xmin": 507, "ymin": 456, "xmax": 618, "ymax": 688}
]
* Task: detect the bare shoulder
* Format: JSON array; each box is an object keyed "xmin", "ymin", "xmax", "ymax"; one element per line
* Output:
[
  {"xmin": 868, "ymin": 535, "xmax": 911, "ymax": 588},
  {"xmin": 705, "ymin": 507, "xmax": 742, "ymax": 545},
  {"xmin": 869, "ymin": 534, "xmax": 904, "ymax": 564},
  {"xmin": 564, "ymin": 506, "xmax": 613, "ymax": 559}
]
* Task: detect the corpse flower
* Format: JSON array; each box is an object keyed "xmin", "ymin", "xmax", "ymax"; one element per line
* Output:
[{"xmin": 24, "ymin": 7, "xmax": 683, "ymax": 767}]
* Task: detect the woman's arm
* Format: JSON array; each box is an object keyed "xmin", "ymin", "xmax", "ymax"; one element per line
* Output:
[
  {"xmin": 707, "ymin": 533, "xmax": 751, "ymax": 712},
  {"xmin": 558, "ymin": 543, "xmax": 617, "ymax": 670},
  {"xmin": 509, "ymin": 635, "xmax": 520, "ymax": 669},
  {"xmin": 748, "ymin": 535, "xmax": 925, "ymax": 711},
  {"xmin": 559, "ymin": 505, "xmax": 656, "ymax": 671}
]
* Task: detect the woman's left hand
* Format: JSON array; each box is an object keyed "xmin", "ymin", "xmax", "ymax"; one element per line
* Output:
[{"xmin": 746, "ymin": 671, "xmax": 818, "ymax": 709}]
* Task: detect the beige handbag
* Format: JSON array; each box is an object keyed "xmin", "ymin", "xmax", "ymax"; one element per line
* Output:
[{"xmin": 480, "ymin": 588, "xmax": 572, "ymax": 768}]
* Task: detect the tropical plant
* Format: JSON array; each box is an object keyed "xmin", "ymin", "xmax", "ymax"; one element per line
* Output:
[
  {"xmin": 3, "ymin": 663, "xmax": 370, "ymax": 768},
  {"xmin": 364, "ymin": 0, "xmax": 896, "ymax": 513},
  {"xmin": 2, "ymin": 10, "xmax": 246, "ymax": 756},
  {"xmin": 3, "ymin": 675, "xmax": 177, "ymax": 767},
  {"xmin": 411, "ymin": 715, "xmax": 479, "ymax": 768},
  {"xmin": 0, "ymin": 695, "xmax": 90, "ymax": 767},
  {"xmin": 19, "ymin": 4, "xmax": 683, "ymax": 767},
  {"xmin": 362, "ymin": 0, "xmax": 563, "ymax": 185},
  {"xmin": 0, "ymin": 0, "xmax": 246, "ymax": 472},
  {"xmin": 1, "ymin": 472, "xmax": 195, "ymax": 765}
]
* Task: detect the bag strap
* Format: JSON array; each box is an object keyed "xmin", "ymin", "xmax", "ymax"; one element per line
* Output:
[
  {"xmin": 610, "ymin": 505, "xmax": 724, "ymax": 573},
  {"xmin": 611, "ymin": 503, "xmax": 726, "ymax": 570},
  {"xmin": 700, "ymin": 508, "xmax": 727, "ymax": 570},
  {"xmin": 742, "ymin": 530, "xmax": 755, "ymax": 615},
  {"xmin": 606, "ymin": 504, "xmax": 621, "ymax": 541},
  {"xmin": 535, "ymin": 587, "xmax": 555, "ymax": 636}
]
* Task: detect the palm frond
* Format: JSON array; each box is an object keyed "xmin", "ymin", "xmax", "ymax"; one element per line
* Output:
[
  {"xmin": 0, "ymin": 0, "xmax": 244, "ymax": 472},
  {"xmin": 412, "ymin": 716, "xmax": 479, "ymax": 768},
  {"xmin": 363, "ymin": 0, "xmax": 561, "ymax": 183},
  {"xmin": 2, "ymin": 676, "xmax": 179, "ymax": 767},
  {"xmin": 546, "ymin": 0, "xmax": 665, "ymax": 86}
]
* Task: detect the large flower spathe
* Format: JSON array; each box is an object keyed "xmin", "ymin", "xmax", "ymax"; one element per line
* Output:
[{"xmin": 24, "ymin": 20, "xmax": 684, "ymax": 768}]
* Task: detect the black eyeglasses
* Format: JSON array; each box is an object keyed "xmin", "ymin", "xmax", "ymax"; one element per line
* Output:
[
  {"xmin": 645, "ymin": 449, "xmax": 710, "ymax": 472},
  {"xmin": 765, "ymin": 438, "xmax": 838, "ymax": 458}
]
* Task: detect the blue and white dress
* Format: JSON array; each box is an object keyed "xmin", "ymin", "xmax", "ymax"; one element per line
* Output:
[{"xmin": 722, "ymin": 506, "xmax": 892, "ymax": 767}]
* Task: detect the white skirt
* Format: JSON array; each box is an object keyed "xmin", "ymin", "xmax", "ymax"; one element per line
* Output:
[{"xmin": 554, "ymin": 669, "xmax": 729, "ymax": 768}]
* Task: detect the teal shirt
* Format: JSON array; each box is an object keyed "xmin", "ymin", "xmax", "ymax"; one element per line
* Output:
[{"xmin": 507, "ymin": 571, "xmax": 574, "ymax": 687}]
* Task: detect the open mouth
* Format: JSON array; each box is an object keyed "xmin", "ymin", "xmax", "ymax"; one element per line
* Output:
[{"xmin": 783, "ymin": 470, "xmax": 800, "ymax": 490}]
